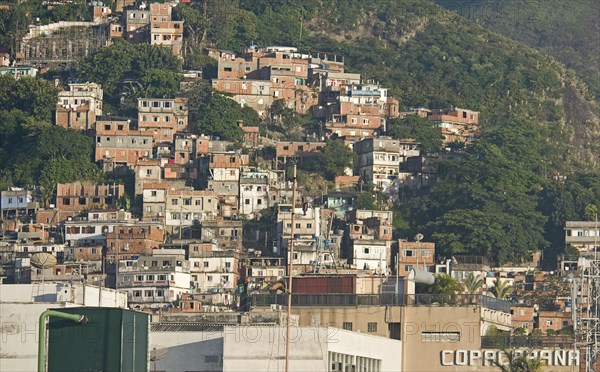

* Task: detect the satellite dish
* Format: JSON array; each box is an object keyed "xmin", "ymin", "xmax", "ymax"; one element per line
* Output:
[
  {"xmin": 30, "ymin": 253, "xmax": 58, "ymax": 269},
  {"xmin": 415, "ymin": 233, "xmax": 424, "ymax": 242}
]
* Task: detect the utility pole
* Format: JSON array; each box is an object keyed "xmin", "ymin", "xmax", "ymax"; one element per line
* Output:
[{"xmin": 285, "ymin": 162, "xmax": 297, "ymax": 372}]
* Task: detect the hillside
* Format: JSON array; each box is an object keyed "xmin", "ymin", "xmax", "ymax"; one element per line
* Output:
[{"xmin": 436, "ymin": 0, "xmax": 600, "ymax": 102}]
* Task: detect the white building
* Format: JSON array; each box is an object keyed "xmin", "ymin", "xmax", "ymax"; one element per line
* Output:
[
  {"xmin": 352, "ymin": 239, "xmax": 392, "ymax": 275},
  {"xmin": 1, "ymin": 188, "xmax": 35, "ymax": 216},
  {"xmin": 275, "ymin": 204, "xmax": 320, "ymax": 258},
  {"xmin": 354, "ymin": 137, "xmax": 420, "ymax": 194},
  {"xmin": 239, "ymin": 169, "xmax": 270, "ymax": 217},
  {"xmin": 189, "ymin": 251, "xmax": 239, "ymax": 294},
  {"xmin": 118, "ymin": 250, "xmax": 190, "ymax": 308},
  {"xmin": 149, "ymin": 325, "xmax": 402, "ymax": 372}
]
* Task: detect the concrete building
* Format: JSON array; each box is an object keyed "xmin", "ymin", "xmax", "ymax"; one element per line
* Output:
[
  {"xmin": 149, "ymin": 324, "xmax": 401, "ymax": 372},
  {"xmin": 426, "ymin": 107, "xmax": 479, "ymax": 145},
  {"xmin": 354, "ymin": 137, "xmax": 420, "ymax": 194},
  {"xmin": 137, "ymin": 97, "xmax": 188, "ymax": 143},
  {"xmin": 565, "ymin": 220, "xmax": 600, "ymax": 254},
  {"xmin": 239, "ymin": 169, "xmax": 270, "ymax": 217},
  {"xmin": 0, "ymin": 283, "xmax": 126, "ymax": 372},
  {"xmin": 1, "ymin": 188, "xmax": 36, "ymax": 218},
  {"xmin": 95, "ymin": 117, "xmax": 153, "ymax": 169},
  {"xmin": 56, "ymin": 182, "xmax": 124, "ymax": 213},
  {"xmin": 150, "ymin": 19, "xmax": 183, "ymax": 56},
  {"xmin": 189, "ymin": 250, "xmax": 239, "ymax": 295},
  {"xmin": 117, "ymin": 250, "xmax": 190, "ymax": 308},
  {"xmin": 201, "ymin": 220, "xmax": 243, "ymax": 251},
  {"xmin": 56, "ymin": 82, "xmax": 103, "ymax": 131},
  {"xmin": 397, "ymin": 240, "xmax": 435, "ymax": 276},
  {"xmin": 164, "ymin": 189, "xmax": 218, "ymax": 238},
  {"xmin": 17, "ymin": 22, "xmax": 109, "ymax": 66},
  {"xmin": 275, "ymin": 204, "xmax": 320, "ymax": 260},
  {"xmin": 351, "ymin": 239, "xmax": 392, "ymax": 274},
  {"xmin": 124, "ymin": 8, "xmax": 151, "ymax": 43}
]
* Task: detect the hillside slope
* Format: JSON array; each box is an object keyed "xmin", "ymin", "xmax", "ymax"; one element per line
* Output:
[
  {"xmin": 299, "ymin": 0, "xmax": 600, "ymax": 166},
  {"xmin": 436, "ymin": 0, "xmax": 600, "ymax": 101}
]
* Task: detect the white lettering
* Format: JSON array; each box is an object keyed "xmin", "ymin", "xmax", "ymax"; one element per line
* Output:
[
  {"xmin": 441, "ymin": 350, "xmax": 453, "ymax": 366},
  {"xmin": 469, "ymin": 350, "xmax": 482, "ymax": 365},
  {"xmin": 555, "ymin": 350, "xmax": 566, "ymax": 366},
  {"xmin": 455, "ymin": 350, "xmax": 468, "ymax": 366},
  {"xmin": 483, "ymin": 350, "xmax": 497, "ymax": 366},
  {"xmin": 569, "ymin": 350, "xmax": 580, "ymax": 366},
  {"xmin": 539, "ymin": 350, "xmax": 552, "ymax": 365},
  {"xmin": 441, "ymin": 349, "xmax": 580, "ymax": 367}
]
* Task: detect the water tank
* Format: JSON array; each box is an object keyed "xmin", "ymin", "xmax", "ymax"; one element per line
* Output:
[
  {"xmin": 48, "ymin": 308, "xmax": 149, "ymax": 372},
  {"xmin": 407, "ymin": 269, "xmax": 435, "ymax": 285}
]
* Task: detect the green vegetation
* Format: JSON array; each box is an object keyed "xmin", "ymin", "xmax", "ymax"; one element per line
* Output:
[
  {"xmin": 299, "ymin": 139, "xmax": 356, "ymax": 181},
  {"xmin": 0, "ymin": 76, "xmax": 101, "ymax": 195},
  {"xmin": 462, "ymin": 273, "xmax": 485, "ymax": 294},
  {"xmin": 78, "ymin": 39, "xmax": 182, "ymax": 114},
  {"xmin": 386, "ymin": 116, "xmax": 443, "ymax": 153},
  {"xmin": 427, "ymin": 274, "xmax": 461, "ymax": 303},
  {"xmin": 436, "ymin": 0, "xmax": 600, "ymax": 101},
  {"xmin": 491, "ymin": 279, "xmax": 514, "ymax": 300}
]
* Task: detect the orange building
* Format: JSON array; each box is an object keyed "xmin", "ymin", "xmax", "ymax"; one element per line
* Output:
[
  {"xmin": 397, "ymin": 240, "xmax": 435, "ymax": 277},
  {"xmin": 95, "ymin": 118, "xmax": 153, "ymax": 167}
]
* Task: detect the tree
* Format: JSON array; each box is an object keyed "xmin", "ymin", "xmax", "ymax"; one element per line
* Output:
[
  {"xmin": 491, "ymin": 278, "xmax": 514, "ymax": 300},
  {"xmin": 428, "ymin": 274, "xmax": 461, "ymax": 303},
  {"xmin": 193, "ymin": 93, "xmax": 259, "ymax": 141},
  {"xmin": 462, "ymin": 272, "xmax": 485, "ymax": 294},
  {"xmin": 386, "ymin": 115, "xmax": 443, "ymax": 153},
  {"xmin": 493, "ymin": 349, "xmax": 543, "ymax": 372},
  {"xmin": 314, "ymin": 139, "xmax": 355, "ymax": 180}
]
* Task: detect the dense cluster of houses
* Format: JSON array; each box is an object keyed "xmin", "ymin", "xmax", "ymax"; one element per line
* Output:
[{"xmin": 1, "ymin": 3, "xmax": 593, "ymax": 371}]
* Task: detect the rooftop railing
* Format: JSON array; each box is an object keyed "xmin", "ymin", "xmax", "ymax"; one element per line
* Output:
[{"xmin": 251, "ymin": 293, "xmax": 511, "ymax": 312}]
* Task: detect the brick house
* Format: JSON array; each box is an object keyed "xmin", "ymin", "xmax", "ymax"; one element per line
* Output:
[{"xmin": 55, "ymin": 83, "xmax": 103, "ymax": 131}]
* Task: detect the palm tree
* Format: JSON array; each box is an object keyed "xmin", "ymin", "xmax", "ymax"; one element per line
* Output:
[
  {"xmin": 463, "ymin": 273, "xmax": 485, "ymax": 294},
  {"xmin": 493, "ymin": 349, "xmax": 543, "ymax": 372},
  {"xmin": 428, "ymin": 274, "xmax": 461, "ymax": 304},
  {"xmin": 491, "ymin": 278, "xmax": 514, "ymax": 300}
]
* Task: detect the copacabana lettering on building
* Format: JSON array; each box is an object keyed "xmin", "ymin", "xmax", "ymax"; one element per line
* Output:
[{"xmin": 440, "ymin": 349, "xmax": 579, "ymax": 367}]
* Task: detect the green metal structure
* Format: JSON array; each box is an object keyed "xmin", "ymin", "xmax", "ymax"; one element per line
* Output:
[{"xmin": 45, "ymin": 307, "xmax": 149, "ymax": 372}]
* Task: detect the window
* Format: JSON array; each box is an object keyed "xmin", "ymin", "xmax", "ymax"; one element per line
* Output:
[
  {"xmin": 404, "ymin": 250, "xmax": 414, "ymax": 257},
  {"xmin": 207, "ymin": 275, "xmax": 213, "ymax": 282},
  {"xmin": 146, "ymin": 206, "xmax": 151, "ymax": 212},
  {"xmin": 367, "ymin": 322, "xmax": 377, "ymax": 332},
  {"xmin": 295, "ymin": 223, "xmax": 301, "ymax": 229},
  {"xmin": 547, "ymin": 320, "xmax": 553, "ymax": 326},
  {"xmin": 363, "ymin": 118, "xmax": 369, "ymax": 124},
  {"xmin": 307, "ymin": 223, "xmax": 312, "ymax": 229},
  {"xmin": 257, "ymin": 199, "xmax": 262, "ymax": 205},
  {"xmin": 421, "ymin": 250, "xmax": 430, "ymax": 257},
  {"xmin": 224, "ymin": 67, "xmax": 232, "ymax": 72},
  {"xmin": 404, "ymin": 265, "xmax": 413, "ymax": 272},
  {"xmin": 204, "ymin": 261, "xmax": 209, "ymax": 267},
  {"xmin": 225, "ymin": 262, "xmax": 231, "ymax": 268},
  {"xmin": 364, "ymin": 248, "xmax": 370, "ymax": 254},
  {"xmin": 172, "ymin": 198, "xmax": 178, "ymax": 205},
  {"xmin": 151, "ymin": 190, "xmax": 157, "ymax": 197},
  {"xmin": 342, "ymin": 322, "xmax": 353, "ymax": 331},
  {"xmin": 184, "ymin": 198, "xmax": 192, "ymax": 206},
  {"xmin": 151, "ymin": 261, "xmax": 158, "ymax": 267},
  {"xmin": 245, "ymin": 199, "xmax": 250, "ymax": 205},
  {"xmin": 421, "ymin": 332, "xmax": 460, "ymax": 342}
]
